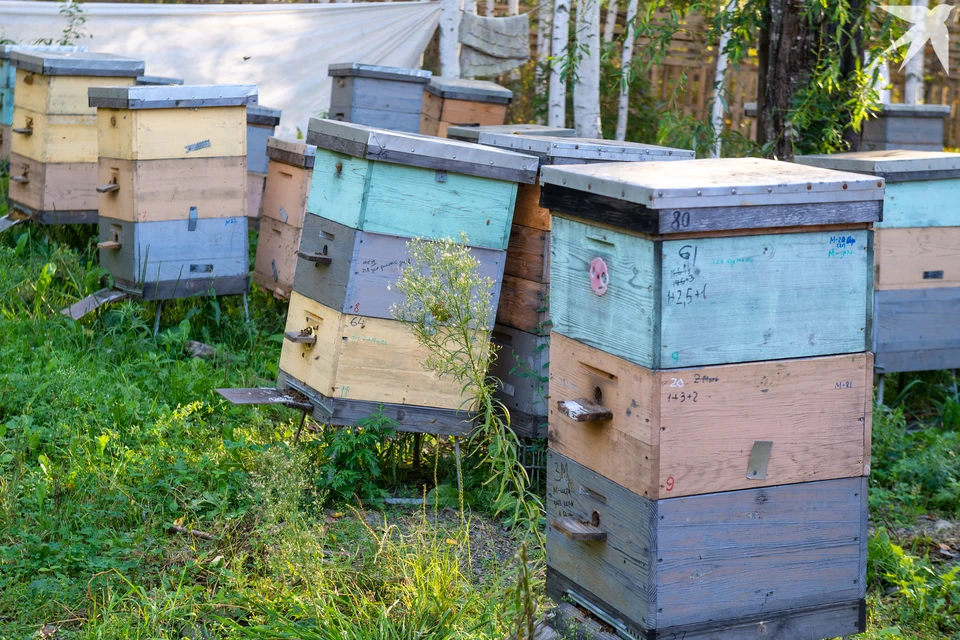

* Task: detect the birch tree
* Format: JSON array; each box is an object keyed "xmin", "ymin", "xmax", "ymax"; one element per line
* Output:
[
  {"xmin": 613, "ymin": 0, "xmax": 638, "ymax": 140},
  {"xmin": 487, "ymin": 0, "xmax": 495, "ymax": 16},
  {"xmin": 603, "ymin": 0, "xmax": 619, "ymax": 43},
  {"xmin": 536, "ymin": 4, "xmax": 553, "ymax": 113},
  {"xmin": 573, "ymin": 0, "xmax": 602, "ymax": 137},
  {"xmin": 440, "ymin": 0, "xmax": 462, "ymax": 77},
  {"xmin": 548, "ymin": 0, "xmax": 572, "ymax": 127},
  {"xmin": 904, "ymin": 0, "xmax": 928, "ymax": 103},
  {"xmin": 709, "ymin": 0, "xmax": 736, "ymax": 157}
]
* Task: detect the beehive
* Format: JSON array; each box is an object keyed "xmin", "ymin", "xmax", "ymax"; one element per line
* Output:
[
  {"xmin": 420, "ymin": 77, "xmax": 512, "ymax": 138},
  {"xmin": 479, "ymin": 134, "xmax": 693, "ymax": 435},
  {"xmin": 253, "ymin": 137, "xmax": 317, "ymax": 299},
  {"xmin": 796, "ymin": 150, "xmax": 960, "ymax": 372},
  {"xmin": 135, "ymin": 75, "xmax": 183, "ymax": 86},
  {"xmin": 91, "ymin": 84, "xmax": 257, "ymax": 300},
  {"xmin": 540, "ymin": 157, "xmax": 882, "ymax": 639},
  {"xmin": 861, "ymin": 103, "xmax": 949, "ymax": 152},
  {"xmin": 246, "ymin": 105, "xmax": 282, "ymax": 226},
  {"xmin": 328, "ymin": 63, "xmax": 431, "ymax": 133},
  {"xmin": 276, "ymin": 118, "xmax": 538, "ymax": 432},
  {"xmin": 446, "ymin": 123, "xmax": 575, "ymax": 143},
  {"xmin": 7, "ymin": 51, "xmax": 143, "ymax": 224}
]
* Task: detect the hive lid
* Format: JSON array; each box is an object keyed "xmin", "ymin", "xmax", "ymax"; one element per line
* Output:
[
  {"xmin": 248, "ymin": 105, "xmax": 282, "ymax": 126},
  {"xmin": 1, "ymin": 44, "xmax": 88, "ymax": 60},
  {"xmin": 447, "ymin": 123, "xmax": 576, "ymax": 142},
  {"xmin": 795, "ymin": 150, "xmax": 960, "ymax": 181},
  {"xmin": 425, "ymin": 77, "xmax": 512, "ymax": 104},
  {"xmin": 877, "ymin": 103, "xmax": 951, "ymax": 118},
  {"xmin": 88, "ymin": 85, "xmax": 259, "ymax": 109},
  {"xmin": 479, "ymin": 134, "xmax": 694, "ymax": 165},
  {"xmin": 267, "ymin": 136, "xmax": 317, "ymax": 169},
  {"xmin": 11, "ymin": 51, "xmax": 144, "ymax": 77},
  {"xmin": 307, "ymin": 118, "xmax": 539, "ymax": 183},
  {"xmin": 136, "ymin": 75, "xmax": 184, "ymax": 86},
  {"xmin": 327, "ymin": 62, "xmax": 431, "ymax": 83}
]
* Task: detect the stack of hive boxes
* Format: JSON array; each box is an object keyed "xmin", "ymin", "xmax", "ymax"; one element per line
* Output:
[
  {"xmin": 7, "ymin": 51, "xmax": 143, "ymax": 224},
  {"xmin": 446, "ymin": 123, "xmax": 575, "ymax": 143},
  {"xmin": 797, "ymin": 150, "xmax": 960, "ymax": 375},
  {"xmin": 92, "ymin": 84, "xmax": 257, "ymax": 300},
  {"xmin": 539, "ymin": 158, "xmax": 882, "ymax": 638},
  {"xmin": 420, "ymin": 77, "xmax": 511, "ymax": 138},
  {"xmin": 276, "ymin": 118, "xmax": 538, "ymax": 433},
  {"xmin": 253, "ymin": 137, "xmax": 317, "ymax": 299},
  {"xmin": 246, "ymin": 105, "xmax": 282, "ymax": 227},
  {"xmin": 1, "ymin": 45, "xmax": 87, "ymax": 163},
  {"xmin": 328, "ymin": 63, "xmax": 431, "ymax": 133},
  {"xmin": 478, "ymin": 134, "xmax": 693, "ymax": 438}
]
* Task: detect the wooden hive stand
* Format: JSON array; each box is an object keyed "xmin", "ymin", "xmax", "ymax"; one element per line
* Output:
[
  {"xmin": 252, "ymin": 136, "xmax": 317, "ymax": 300},
  {"xmin": 476, "ymin": 134, "xmax": 694, "ymax": 439},
  {"xmin": 539, "ymin": 157, "xmax": 883, "ymax": 639},
  {"xmin": 4, "ymin": 50, "xmax": 143, "ymax": 228},
  {"xmin": 327, "ymin": 63, "xmax": 431, "ymax": 134},
  {"xmin": 219, "ymin": 118, "xmax": 541, "ymax": 440},
  {"xmin": 796, "ymin": 149, "xmax": 960, "ymax": 400},
  {"xmin": 420, "ymin": 76, "xmax": 512, "ymax": 138},
  {"xmin": 245, "ymin": 105, "xmax": 282, "ymax": 230}
]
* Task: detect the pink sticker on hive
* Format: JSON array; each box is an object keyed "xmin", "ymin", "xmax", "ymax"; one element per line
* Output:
[{"xmin": 589, "ymin": 257, "xmax": 609, "ymax": 295}]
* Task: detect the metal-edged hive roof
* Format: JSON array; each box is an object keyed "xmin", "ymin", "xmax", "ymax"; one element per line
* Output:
[
  {"xmin": 795, "ymin": 150, "xmax": 960, "ymax": 181},
  {"xmin": 425, "ymin": 77, "xmax": 512, "ymax": 104},
  {"xmin": 327, "ymin": 62, "xmax": 431, "ymax": 83},
  {"xmin": 88, "ymin": 84, "xmax": 259, "ymax": 110},
  {"xmin": 11, "ymin": 51, "xmax": 144, "ymax": 77},
  {"xmin": 479, "ymin": 134, "xmax": 694, "ymax": 165}
]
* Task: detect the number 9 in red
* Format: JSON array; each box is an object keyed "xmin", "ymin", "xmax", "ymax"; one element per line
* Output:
[{"xmin": 665, "ymin": 476, "xmax": 675, "ymax": 492}]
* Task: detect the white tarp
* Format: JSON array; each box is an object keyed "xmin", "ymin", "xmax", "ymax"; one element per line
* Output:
[{"xmin": 0, "ymin": 0, "xmax": 440, "ymax": 134}]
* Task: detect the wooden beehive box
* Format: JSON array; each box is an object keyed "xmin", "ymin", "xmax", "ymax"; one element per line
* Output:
[
  {"xmin": 91, "ymin": 84, "xmax": 257, "ymax": 300},
  {"xmin": 246, "ymin": 105, "xmax": 282, "ymax": 226},
  {"xmin": 420, "ymin": 77, "xmax": 512, "ymax": 138},
  {"xmin": 796, "ymin": 150, "xmax": 960, "ymax": 372},
  {"xmin": 328, "ymin": 63, "xmax": 431, "ymax": 134},
  {"xmin": 135, "ymin": 75, "xmax": 183, "ymax": 86},
  {"xmin": 540, "ymin": 158, "xmax": 884, "ymax": 370},
  {"xmin": 861, "ymin": 103, "xmax": 949, "ymax": 152},
  {"xmin": 7, "ymin": 51, "xmax": 143, "ymax": 224},
  {"xmin": 446, "ymin": 123, "xmax": 576, "ymax": 143},
  {"xmin": 547, "ymin": 450, "xmax": 868, "ymax": 639},
  {"xmin": 276, "ymin": 118, "xmax": 538, "ymax": 430},
  {"xmin": 253, "ymin": 137, "xmax": 317, "ymax": 299}
]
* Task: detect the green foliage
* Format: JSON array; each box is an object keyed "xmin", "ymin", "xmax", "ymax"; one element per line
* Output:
[
  {"xmin": 33, "ymin": 0, "xmax": 89, "ymax": 46},
  {"xmin": 314, "ymin": 408, "xmax": 398, "ymax": 507}
]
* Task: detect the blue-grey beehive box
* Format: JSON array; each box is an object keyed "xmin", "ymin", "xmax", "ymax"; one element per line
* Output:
[{"xmin": 328, "ymin": 62, "xmax": 431, "ymax": 133}]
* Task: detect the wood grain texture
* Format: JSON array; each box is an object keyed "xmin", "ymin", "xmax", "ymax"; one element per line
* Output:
[
  {"xmin": 490, "ymin": 324, "xmax": 550, "ymax": 421},
  {"xmin": 10, "ymin": 106, "xmax": 97, "ymax": 162},
  {"xmin": 420, "ymin": 90, "xmax": 443, "ymax": 122},
  {"xmin": 246, "ymin": 123, "xmax": 274, "ymax": 174},
  {"xmin": 874, "ymin": 286, "xmax": 960, "ymax": 372},
  {"xmin": 550, "ymin": 216, "xmax": 658, "ymax": 367},
  {"xmin": 0, "ymin": 123, "xmax": 10, "ymax": 160},
  {"xmin": 505, "ymin": 224, "xmax": 550, "ymax": 283},
  {"xmin": 496, "ymin": 275, "xmax": 549, "ymax": 333},
  {"xmin": 15, "ymin": 69, "xmax": 135, "ymax": 115},
  {"xmin": 97, "ymin": 106, "xmax": 247, "ymax": 160},
  {"xmin": 328, "ymin": 105, "xmax": 423, "ymax": 134},
  {"xmin": 253, "ymin": 216, "xmax": 302, "ymax": 299},
  {"xmin": 881, "ymin": 179, "xmax": 960, "ymax": 228},
  {"xmin": 419, "ymin": 113, "xmax": 440, "ymax": 137},
  {"xmin": 292, "ymin": 214, "xmax": 359, "ymax": 314},
  {"xmin": 514, "ymin": 182, "xmax": 550, "ymax": 230},
  {"xmin": 247, "ymin": 171, "xmax": 265, "ymax": 220},
  {"xmin": 330, "ymin": 76, "xmax": 426, "ymax": 114},
  {"xmin": 875, "ymin": 227, "xmax": 960, "ymax": 289},
  {"xmin": 7, "ymin": 153, "xmax": 98, "ymax": 214},
  {"xmin": 278, "ymin": 294, "xmax": 483, "ymax": 411},
  {"xmin": 97, "ymin": 156, "xmax": 246, "ymax": 223},
  {"xmin": 305, "ymin": 149, "xmax": 370, "ymax": 229},
  {"xmin": 262, "ymin": 160, "xmax": 312, "ymax": 228},
  {"xmin": 438, "ymin": 98, "xmax": 508, "ymax": 126},
  {"xmin": 98, "ymin": 215, "xmax": 248, "ymax": 286}
]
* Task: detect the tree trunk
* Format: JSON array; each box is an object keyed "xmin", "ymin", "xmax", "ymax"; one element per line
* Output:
[
  {"xmin": 440, "ymin": 0, "xmax": 462, "ymax": 78},
  {"xmin": 603, "ymin": 0, "xmax": 619, "ymax": 43},
  {"xmin": 464, "ymin": 0, "xmax": 477, "ymax": 16},
  {"xmin": 574, "ymin": 0, "xmax": 602, "ymax": 137},
  {"xmin": 710, "ymin": 0, "xmax": 736, "ymax": 157},
  {"xmin": 614, "ymin": 0, "xmax": 638, "ymax": 140},
  {"xmin": 537, "ymin": 3, "xmax": 552, "ymax": 119},
  {"xmin": 549, "ymin": 0, "xmax": 572, "ymax": 127},
  {"xmin": 486, "ymin": 0, "xmax": 495, "ymax": 16},
  {"xmin": 904, "ymin": 0, "xmax": 928, "ymax": 103},
  {"xmin": 509, "ymin": 0, "xmax": 520, "ymax": 14}
]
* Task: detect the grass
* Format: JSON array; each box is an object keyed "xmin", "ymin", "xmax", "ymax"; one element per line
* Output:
[{"xmin": 0, "ymin": 224, "xmax": 957, "ymax": 639}]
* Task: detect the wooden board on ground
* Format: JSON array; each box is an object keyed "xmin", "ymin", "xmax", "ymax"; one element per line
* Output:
[
  {"xmin": 875, "ymin": 227, "xmax": 960, "ymax": 290},
  {"xmin": 548, "ymin": 332, "xmax": 872, "ymax": 499},
  {"xmin": 7, "ymin": 153, "xmax": 98, "ymax": 215},
  {"xmin": 545, "ymin": 450, "xmax": 867, "ymax": 637}
]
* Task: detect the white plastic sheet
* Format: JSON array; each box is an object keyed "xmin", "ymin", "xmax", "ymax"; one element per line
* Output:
[{"xmin": 0, "ymin": 0, "xmax": 440, "ymax": 134}]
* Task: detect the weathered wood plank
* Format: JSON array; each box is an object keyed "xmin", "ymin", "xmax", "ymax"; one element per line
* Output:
[
  {"xmin": 489, "ymin": 324, "xmax": 549, "ymax": 426},
  {"xmin": 15, "ymin": 68, "xmax": 135, "ymax": 116},
  {"xmin": 10, "ymin": 107, "xmax": 97, "ymax": 162},
  {"xmin": 262, "ymin": 160, "xmax": 312, "ymax": 228},
  {"xmin": 328, "ymin": 105, "xmax": 423, "ymax": 134},
  {"xmin": 496, "ymin": 275, "xmax": 549, "ymax": 333},
  {"xmin": 438, "ymin": 98, "xmax": 508, "ymax": 126},
  {"xmin": 874, "ymin": 286, "xmax": 960, "ymax": 372},
  {"xmin": 0, "ymin": 123, "xmax": 10, "ymax": 160},
  {"xmin": 97, "ymin": 106, "xmax": 247, "ymax": 160},
  {"xmin": 8, "ymin": 153, "xmax": 98, "ymax": 214},
  {"xmin": 330, "ymin": 76, "xmax": 426, "ymax": 114},
  {"xmin": 881, "ymin": 179, "xmax": 960, "ymax": 228},
  {"xmin": 505, "ymin": 224, "xmax": 550, "ymax": 283},
  {"xmin": 246, "ymin": 123, "xmax": 274, "ymax": 174},
  {"xmin": 247, "ymin": 171, "xmax": 265, "ymax": 221},
  {"xmin": 514, "ymin": 182, "xmax": 551, "ymax": 230},
  {"xmin": 875, "ymin": 227, "xmax": 960, "ymax": 290},
  {"xmin": 60, "ymin": 287, "xmax": 127, "ymax": 319},
  {"xmin": 253, "ymin": 216, "xmax": 302, "ymax": 299}
]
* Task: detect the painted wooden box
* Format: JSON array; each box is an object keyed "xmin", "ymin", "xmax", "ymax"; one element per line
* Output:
[
  {"xmin": 446, "ymin": 123, "xmax": 575, "ymax": 143},
  {"xmin": 489, "ymin": 324, "xmax": 550, "ymax": 438},
  {"xmin": 328, "ymin": 63, "xmax": 431, "ymax": 134},
  {"xmin": 548, "ymin": 331, "xmax": 872, "ymax": 499},
  {"xmin": 292, "ymin": 214, "xmax": 506, "ymax": 325},
  {"xmin": 246, "ymin": 105, "xmax": 282, "ymax": 225},
  {"xmin": 874, "ymin": 287, "xmax": 960, "ymax": 372},
  {"xmin": 304, "ymin": 118, "xmax": 538, "ymax": 250},
  {"xmin": 278, "ymin": 292, "xmax": 486, "ymax": 416},
  {"xmin": 861, "ymin": 103, "xmax": 949, "ymax": 152},
  {"xmin": 540, "ymin": 158, "xmax": 884, "ymax": 369},
  {"xmin": 546, "ymin": 450, "xmax": 867, "ymax": 639},
  {"xmin": 252, "ymin": 137, "xmax": 317, "ymax": 299},
  {"xmin": 420, "ymin": 77, "xmax": 511, "ymax": 138},
  {"xmin": 98, "ymin": 215, "xmax": 249, "ymax": 300}
]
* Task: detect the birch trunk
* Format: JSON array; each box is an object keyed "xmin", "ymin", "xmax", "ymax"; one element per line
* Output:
[
  {"xmin": 710, "ymin": 0, "xmax": 736, "ymax": 158},
  {"xmin": 464, "ymin": 0, "xmax": 477, "ymax": 15},
  {"xmin": 573, "ymin": 0, "xmax": 602, "ymax": 137},
  {"xmin": 440, "ymin": 0, "xmax": 462, "ymax": 77},
  {"xmin": 904, "ymin": 0, "xmax": 928, "ymax": 103},
  {"xmin": 603, "ymin": 0, "xmax": 619, "ymax": 43},
  {"xmin": 614, "ymin": 0, "xmax": 638, "ymax": 140},
  {"xmin": 549, "ymin": 0, "xmax": 571, "ymax": 127},
  {"xmin": 536, "ymin": 3, "xmax": 552, "ymax": 118},
  {"xmin": 486, "ymin": 0, "xmax": 495, "ymax": 16},
  {"xmin": 509, "ymin": 0, "xmax": 520, "ymax": 14}
]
